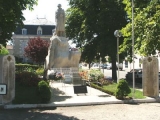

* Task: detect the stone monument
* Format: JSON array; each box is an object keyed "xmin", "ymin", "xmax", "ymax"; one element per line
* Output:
[
  {"xmin": 44, "ymin": 4, "xmax": 81, "ymax": 80},
  {"xmin": 0, "ymin": 55, "xmax": 15, "ymax": 104},
  {"xmin": 143, "ymin": 56, "xmax": 159, "ymax": 97}
]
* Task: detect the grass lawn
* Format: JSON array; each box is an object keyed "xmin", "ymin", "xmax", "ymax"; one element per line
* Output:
[
  {"xmin": 12, "ymin": 83, "xmax": 41, "ymax": 104},
  {"xmin": 128, "ymin": 88, "xmax": 145, "ymax": 99},
  {"xmin": 92, "ymin": 82, "xmax": 146, "ymax": 99}
]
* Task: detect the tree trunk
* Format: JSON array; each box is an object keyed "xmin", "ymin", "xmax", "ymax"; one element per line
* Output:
[
  {"xmin": 89, "ymin": 62, "xmax": 91, "ymax": 69},
  {"xmin": 111, "ymin": 55, "xmax": 117, "ymax": 82}
]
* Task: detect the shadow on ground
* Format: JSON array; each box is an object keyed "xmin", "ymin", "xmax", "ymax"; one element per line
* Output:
[
  {"xmin": 50, "ymin": 87, "xmax": 72, "ymax": 102},
  {"xmin": 98, "ymin": 95, "xmax": 111, "ymax": 97},
  {"xmin": 0, "ymin": 108, "xmax": 79, "ymax": 120}
]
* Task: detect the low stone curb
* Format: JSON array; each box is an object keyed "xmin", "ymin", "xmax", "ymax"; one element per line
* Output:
[{"xmin": 2, "ymin": 98, "xmax": 159, "ymax": 109}]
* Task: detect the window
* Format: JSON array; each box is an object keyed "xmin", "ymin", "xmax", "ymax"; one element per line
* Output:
[
  {"xmin": 22, "ymin": 28, "xmax": 27, "ymax": 35},
  {"xmin": 37, "ymin": 30, "xmax": 42, "ymax": 35},
  {"xmin": 19, "ymin": 40, "xmax": 27, "ymax": 55},
  {"xmin": 37, "ymin": 26, "xmax": 42, "ymax": 35}
]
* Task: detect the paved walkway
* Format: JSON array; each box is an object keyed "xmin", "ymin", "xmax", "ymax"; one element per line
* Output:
[
  {"xmin": 49, "ymin": 81, "xmax": 118, "ymax": 104},
  {"xmin": 3, "ymin": 81, "xmax": 160, "ymax": 109}
]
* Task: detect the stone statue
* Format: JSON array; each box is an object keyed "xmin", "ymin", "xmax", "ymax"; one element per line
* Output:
[
  {"xmin": 43, "ymin": 4, "xmax": 81, "ymax": 79},
  {"xmin": 55, "ymin": 4, "xmax": 65, "ymax": 37}
]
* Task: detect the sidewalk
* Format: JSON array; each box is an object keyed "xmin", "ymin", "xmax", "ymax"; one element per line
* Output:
[{"xmin": 3, "ymin": 81, "xmax": 160, "ymax": 109}]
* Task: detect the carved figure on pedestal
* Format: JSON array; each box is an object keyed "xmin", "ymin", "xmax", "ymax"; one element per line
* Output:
[
  {"xmin": 55, "ymin": 4, "xmax": 65, "ymax": 37},
  {"xmin": 43, "ymin": 4, "xmax": 81, "ymax": 79}
]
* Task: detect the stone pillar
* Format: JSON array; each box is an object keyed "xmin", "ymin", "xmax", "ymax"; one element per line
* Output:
[
  {"xmin": 143, "ymin": 57, "xmax": 159, "ymax": 97},
  {"xmin": 0, "ymin": 55, "xmax": 15, "ymax": 104}
]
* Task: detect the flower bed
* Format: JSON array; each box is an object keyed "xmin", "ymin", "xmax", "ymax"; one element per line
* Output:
[{"xmin": 49, "ymin": 72, "xmax": 64, "ymax": 80}]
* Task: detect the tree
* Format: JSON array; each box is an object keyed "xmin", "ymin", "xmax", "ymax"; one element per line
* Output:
[
  {"xmin": 0, "ymin": 0, "xmax": 38, "ymax": 45},
  {"xmin": 120, "ymin": 0, "xmax": 160, "ymax": 56},
  {"xmin": 24, "ymin": 37, "xmax": 49, "ymax": 65},
  {"xmin": 66, "ymin": 0, "xmax": 127, "ymax": 81}
]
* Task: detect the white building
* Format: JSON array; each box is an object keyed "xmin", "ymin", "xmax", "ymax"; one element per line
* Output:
[{"xmin": 11, "ymin": 18, "xmax": 55, "ymax": 63}]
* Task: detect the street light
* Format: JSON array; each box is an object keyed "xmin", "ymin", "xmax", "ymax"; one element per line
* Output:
[
  {"xmin": 114, "ymin": 30, "xmax": 121, "ymax": 83},
  {"xmin": 0, "ymin": 27, "xmax": 1, "ymax": 35},
  {"xmin": 131, "ymin": 0, "xmax": 135, "ymax": 98},
  {"xmin": 99, "ymin": 53, "xmax": 101, "ymax": 71}
]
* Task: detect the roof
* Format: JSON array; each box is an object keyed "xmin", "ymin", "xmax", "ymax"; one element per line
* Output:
[
  {"xmin": 23, "ymin": 18, "xmax": 54, "ymax": 26},
  {"xmin": 14, "ymin": 25, "xmax": 55, "ymax": 35}
]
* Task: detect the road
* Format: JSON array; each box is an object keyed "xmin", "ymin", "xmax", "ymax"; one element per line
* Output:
[{"xmin": 0, "ymin": 103, "xmax": 160, "ymax": 120}]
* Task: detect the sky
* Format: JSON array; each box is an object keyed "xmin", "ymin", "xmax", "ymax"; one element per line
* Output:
[
  {"xmin": 23, "ymin": 0, "xmax": 69, "ymax": 24},
  {"xmin": 23, "ymin": 0, "xmax": 76, "ymax": 47}
]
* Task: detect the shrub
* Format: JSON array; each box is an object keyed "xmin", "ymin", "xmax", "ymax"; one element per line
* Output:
[
  {"xmin": 0, "ymin": 44, "xmax": 9, "ymax": 55},
  {"xmin": 79, "ymin": 69, "xmax": 104, "ymax": 81},
  {"xmin": 99, "ymin": 79, "xmax": 114, "ymax": 86},
  {"xmin": 38, "ymin": 80, "xmax": 51, "ymax": 103},
  {"xmin": 36, "ymin": 67, "xmax": 44, "ymax": 76},
  {"xmin": 16, "ymin": 71, "xmax": 41, "ymax": 86},
  {"xmin": 89, "ymin": 69, "xmax": 104, "ymax": 81},
  {"xmin": 79, "ymin": 70, "xmax": 89, "ymax": 80},
  {"xmin": 115, "ymin": 79, "xmax": 131, "ymax": 99},
  {"xmin": 24, "ymin": 37, "xmax": 49, "ymax": 64}
]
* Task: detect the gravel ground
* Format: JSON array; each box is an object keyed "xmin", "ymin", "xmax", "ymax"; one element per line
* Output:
[{"xmin": 0, "ymin": 103, "xmax": 160, "ymax": 120}]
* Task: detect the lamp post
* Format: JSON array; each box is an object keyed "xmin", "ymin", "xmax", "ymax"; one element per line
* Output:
[
  {"xmin": 99, "ymin": 53, "xmax": 101, "ymax": 71},
  {"xmin": 0, "ymin": 27, "xmax": 1, "ymax": 35},
  {"xmin": 114, "ymin": 30, "xmax": 121, "ymax": 83},
  {"xmin": 132, "ymin": 0, "xmax": 135, "ymax": 98}
]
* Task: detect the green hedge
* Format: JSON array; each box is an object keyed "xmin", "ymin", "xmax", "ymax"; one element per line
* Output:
[
  {"xmin": 15, "ymin": 64, "xmax": 40, "ymax": 73},
  {"xmin": 90, "ymin": 83, "xmax": 115, "ymax": 95}
]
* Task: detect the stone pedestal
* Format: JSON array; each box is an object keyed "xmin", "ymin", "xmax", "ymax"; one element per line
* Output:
[
  {"xmin": 45, "ymin": 36, "xmax": 81, "ymax": 69},
  {"xmin": 0, "ymin": 55, "xmax": 15, "ymax": 104},
  {"xmin": 143, "ymin": 57, "xmax": 159, "ymax": 97}
]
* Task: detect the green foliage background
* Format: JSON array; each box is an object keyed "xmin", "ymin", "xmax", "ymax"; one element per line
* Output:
[{"xmin": 0, "ymin": 44, "xmax": 9, "ymax": 55}]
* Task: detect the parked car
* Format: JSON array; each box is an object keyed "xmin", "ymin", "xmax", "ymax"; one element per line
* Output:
[
  {"xmin": 125, "ymin": 69, "xmax": 160, "ymax": 85},
  {"xmin": 106, "ymin": 64, "xmax": 112, "ymax": 70},
  {"xmin": 90, "ymin": 64, "xmax": 100, "ymax": 69},
  {"xmin": 125, "ymin": 69, "xmax": 142, "ymax": 83},
  {"xmin": 106, "ymin": 63, "xmax": 123, "ymax": 70},
  {"xmin": 101, "ymin": 64, "xmax": 109, "ymax": 69}
]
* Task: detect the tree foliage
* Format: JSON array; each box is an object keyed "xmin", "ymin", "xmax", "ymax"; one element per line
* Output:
[
  {"xmin": 120, "ymin": 0, "xmax": 160, "ymax": 56},
  {"xmin": 0, "ymin": 0, "xmax": 38, "ymax": 45},
  {"xmin": 66, "ymin": 0, "xmax": 127, "ymax": 80},
  {"xmin": 24, "ymin": 37, "xmax": 49, "ymax": 64},
  {"xmin": 0, "ymin": 44, "xmax": 9, "ymax": 55}
]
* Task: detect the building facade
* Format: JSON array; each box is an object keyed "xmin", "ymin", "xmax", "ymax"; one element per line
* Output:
[
  {"xmin": 12, "ymin": 18, "xmax": 55, "ymax": 63},
  {"xmin": 123, "ymin": 52, "xmax": 160, "ymax": 71}
]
